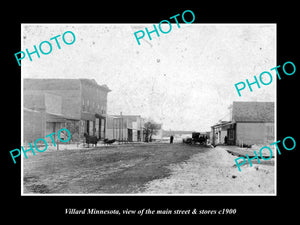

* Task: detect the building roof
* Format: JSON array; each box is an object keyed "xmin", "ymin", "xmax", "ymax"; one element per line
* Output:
[
  {"xmin": 24, "ymin": 78, "xmax": 111, "ymax": 92},
  {"xmin": 111, "ymin": 115, "xmax": 141, "ymax": 118},
  {"xmin": 211, "ymin": 121, "xmax": 233, "ymax": 128},
  {"xmin": 232, "ymin": 101, "xmax": 274, "ymax": 122},
  {"xmin": 79, "ymin": 79, "xmax": 111, "ymax": 92}
]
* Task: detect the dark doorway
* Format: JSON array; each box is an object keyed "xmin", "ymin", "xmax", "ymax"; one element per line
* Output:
[
  {"xmin": 86, "ymin": 120, "xmax": 90, "ymax": 135},
  {"xmin": 128, "ymin": 129, "xmax": 133, "ymax": 142},
  {"xmin": 137, "ymin": 130, "xmax": 141, "ymax": 142}
]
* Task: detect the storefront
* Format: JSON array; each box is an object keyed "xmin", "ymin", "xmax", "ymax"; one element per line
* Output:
[{"xmin": 80, "ymin": 113, "xmax": 106, "ymax": 140}]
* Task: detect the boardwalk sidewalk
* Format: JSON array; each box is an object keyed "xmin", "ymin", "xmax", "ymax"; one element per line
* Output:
[{"xmin": 220, "ymin": 145, "xmax": 275, "ymax": 158}]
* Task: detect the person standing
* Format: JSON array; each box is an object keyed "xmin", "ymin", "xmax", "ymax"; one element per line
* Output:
[{"xmin": 170, "ymin": 135, "xmax": 174, "ymax": 144}]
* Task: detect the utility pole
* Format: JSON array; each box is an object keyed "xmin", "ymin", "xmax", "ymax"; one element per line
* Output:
[
  {"xmin": 118, "ymin": 115, "xmax": 121, "ymax": 144},
  {"xmin": 120, "ymin": 112, "xmax": 123, "ymax": 144},
  {"xmin": 112, "ymin": 117, "xmax": 115, "ymax": 139}
]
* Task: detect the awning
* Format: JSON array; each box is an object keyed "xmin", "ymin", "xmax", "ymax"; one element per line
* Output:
[
  {"xmin": 211, "ymin": 121, "xmax": 235, "ymax": 129},
  {"xmin": 46, "ymin": 112, "xmax": 79, "ymax": 122},
  {"xmin": 46, "ymin": 113, "xmax": 67, "ymax": 122},
  {"xmin": 80, "ymin": 112, "xmax": 106, "ymax": 121}
]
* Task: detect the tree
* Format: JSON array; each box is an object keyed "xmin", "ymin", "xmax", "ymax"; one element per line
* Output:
[{"xmin": 143, "ymin": 120, "xmax": 161, "ymax": 142}]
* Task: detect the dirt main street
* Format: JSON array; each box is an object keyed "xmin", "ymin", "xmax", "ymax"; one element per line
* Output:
[
  {"xmin": 23, "ymin": 143, "xmax": 275, "ymax": 194},
  {"xmin": 141, "ymin": 145, "xmax": 275, "ymax": 194}
]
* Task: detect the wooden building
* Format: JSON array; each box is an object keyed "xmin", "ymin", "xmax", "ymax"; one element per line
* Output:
[
  {"xmin": 211, "ymin": 101, "xmax": 274, "ymax": 146},
  {"xmin": 23, "ymin": 78, "xmax": 111, "ymax": 144}
]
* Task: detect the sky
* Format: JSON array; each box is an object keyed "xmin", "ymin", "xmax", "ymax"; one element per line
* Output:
[{"xmin": 21, "ymin": 23, "xmax": 276, "ymax": 131}]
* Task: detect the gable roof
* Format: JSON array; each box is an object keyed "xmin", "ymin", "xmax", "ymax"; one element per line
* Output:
[{"xmin": 232, "ymin": 101, "xmax": 274, "ymax": 122}]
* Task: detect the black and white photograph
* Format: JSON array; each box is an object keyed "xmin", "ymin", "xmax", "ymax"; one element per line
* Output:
[
  {"xmin": 21, "ymin": 23, "xmax": 276, "ymax": 195},
  {"xmin": 4, "ymin": 5, "xmax": 298, "ymax": 221}
]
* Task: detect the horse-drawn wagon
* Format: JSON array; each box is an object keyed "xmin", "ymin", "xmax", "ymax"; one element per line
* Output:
[{"xmin": 183, "ymin": 132, "xmax": 207, "ymax": 145}]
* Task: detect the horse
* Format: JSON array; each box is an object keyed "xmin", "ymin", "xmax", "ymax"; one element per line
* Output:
[{"xmin": 83, "ymin": 133, "xmax": 98, "ymax": 147}]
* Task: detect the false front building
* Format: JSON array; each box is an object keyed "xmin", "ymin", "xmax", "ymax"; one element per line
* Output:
[
  {"xmin": 23, "ymin": 78, "xmax": 111, "ymax": 144},
  {"xmin": 211, "ymin": 101, "xmax": 274, "ymax": 146},
  {"xmin": 106, "ymin": 115, "xmax": 145, "ymax": 142}
]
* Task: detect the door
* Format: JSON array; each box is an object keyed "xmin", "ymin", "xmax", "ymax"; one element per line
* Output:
[
  {"xmin": 227, "ymin": 128, "xmax": 235, "ymax": 145},
  {"xmin": 86, "ymin": 120, "xmax": 89, "ymax": 135},
  {"xmin": 128, "ymin": 129, "xmax": 133, "ymax": 142},
  {"xmin": 137, "ymin": 130, "xmax": 141, "ymax": 142}
]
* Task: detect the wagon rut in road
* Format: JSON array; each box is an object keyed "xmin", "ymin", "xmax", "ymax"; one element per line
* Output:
[
  {"xmin": 92, "ymin": 145, "xmax": 206, "ymax": 193},
  {"xmin": 23, "ymin": 143, "xmax": 207, "ymax": 194}
]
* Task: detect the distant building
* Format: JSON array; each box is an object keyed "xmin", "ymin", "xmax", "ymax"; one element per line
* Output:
[
  {"xmin": 211, "ymin": 121, "xmax": 232, "ymax": 145},
  {"xmin": 106, "ymin": 115, "xmax": 145, "ymax": 142},
  {"xmin": 211, "ymin": 101, "xmax": 274, "ymax": 146},
  {"xmin": 162, "ymin": 130, "xmax": 194, "ymax": 138},
  {"xmin": 23, "ymin": 78, "xmax": 111, "ymax": 144}
]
